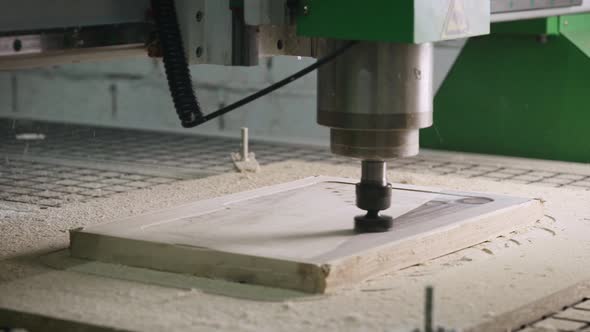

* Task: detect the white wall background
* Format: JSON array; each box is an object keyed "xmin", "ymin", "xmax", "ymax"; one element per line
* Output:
[{"xmin": 0, "ymin": 40, "xmax": 465, "ymax": 145}]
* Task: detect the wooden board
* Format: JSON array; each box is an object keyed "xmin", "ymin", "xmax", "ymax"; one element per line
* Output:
[
  {"xmin": 467, "ymin": 280, "xmax": 590, "ymax": 332},
  {"xmin": 69, "ymin": 176, "xmax": 543, "ymax": 293}
]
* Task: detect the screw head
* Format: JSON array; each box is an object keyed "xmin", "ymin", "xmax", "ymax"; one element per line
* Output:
[
  {"xmin": 303, "ymin": 5, "xmax": 309, "ymax": 15},
  {"xmin": 12, "ymin": 39, "xmax": 22, "ymax": 52},
  {"xmin": 196, "ymin": 11, "xmax": 203, "ymax": 22}
]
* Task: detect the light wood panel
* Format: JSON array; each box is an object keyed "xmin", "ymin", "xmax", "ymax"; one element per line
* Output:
[{"xmin": 70, "ymin": 176, "xmax": 543, "ymax": 293}]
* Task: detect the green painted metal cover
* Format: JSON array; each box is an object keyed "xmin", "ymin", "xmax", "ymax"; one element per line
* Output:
[
  {"xmin": 560, "ymin": 14, "xmax": 590, "ymax": 58},
  {"xmin": 491, "ymin": 17, "xmax": 560, "ymax": 35},
  {"xmin": 421, "ymin": 34, "xmax": 590, "ymax": 163},
  {"xmin": 562, "ymin": 30, "xmax": 590, "ymax": 57},
  {"xmin": 296, "ymin": 0, "xmax": 490, "ymax": 43}
]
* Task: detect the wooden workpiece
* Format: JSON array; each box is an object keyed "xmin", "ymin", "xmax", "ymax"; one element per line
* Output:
[
  {"xmin": 3, "ymin": 158, "xmax": 590, "ymax": 331},
  {"xmin": 70, "ymin": 176, "xmax": 543, "ymax": 293}
]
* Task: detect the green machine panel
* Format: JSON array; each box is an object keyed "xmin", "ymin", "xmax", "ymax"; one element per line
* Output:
[
  {"xmin": 296, "ymin": 0, "xmax": 490, "ymax": 43},
  {"xmin": 421, "ymin": 14, "xmax": 590, "ymax": 163},
  {"xmin": 560, "ymin": 13, "xmax": 590, "ymax": 57},
  {"xmin": 421, "ymin": 29, "xmax": 590, "ymax": 162}
]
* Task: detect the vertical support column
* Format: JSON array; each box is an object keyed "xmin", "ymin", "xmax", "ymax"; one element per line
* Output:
[{"xmin": 176, "ymin": 0, "xmax": 257, "ymax": 66}]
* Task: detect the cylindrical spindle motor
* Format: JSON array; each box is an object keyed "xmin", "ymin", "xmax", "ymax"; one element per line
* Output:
[{"xmin": 317, "ymin": 40, "xmax": 434, "ymax": 232}]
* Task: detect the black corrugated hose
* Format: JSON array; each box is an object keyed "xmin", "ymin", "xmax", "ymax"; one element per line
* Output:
[
  {"xmin": 151, "ymin": 0, "xmax": 204, "ymax": 128},
  {"xmin": 152, "ymin": 0, "xmax": 357, "ymax": 129}
]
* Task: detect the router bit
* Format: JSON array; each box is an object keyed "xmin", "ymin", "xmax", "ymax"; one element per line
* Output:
[{"xmin": 354, "ymin": 160, "xmax": 393, "ymax": 232}]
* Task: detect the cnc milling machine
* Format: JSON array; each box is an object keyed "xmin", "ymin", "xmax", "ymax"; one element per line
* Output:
[
  {"xmin": 1, "ymin": 0, "xmax": 589, "ymax": 232},
  {"xmin": 3, "ymin": 2, "xmax": 590, "ymax": 331}
]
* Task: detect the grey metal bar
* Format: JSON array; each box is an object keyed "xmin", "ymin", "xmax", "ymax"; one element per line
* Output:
[
  {"xmin": 0, "ymin": 0, "xmax": 150, "ymax": 31},
  {"xmin": 491, "ymin": 1, "xmax": 590, "ymax": 22}
]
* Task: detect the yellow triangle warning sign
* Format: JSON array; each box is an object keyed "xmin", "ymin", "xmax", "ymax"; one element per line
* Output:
[{"xmin": 442, "ymin": 0, "xmax": 470, "ymax": 39}]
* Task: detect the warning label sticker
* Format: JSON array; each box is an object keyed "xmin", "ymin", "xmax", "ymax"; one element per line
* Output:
[{"xmin": 442, "ymin": 0, "xmax": 470, "ymax": 39}]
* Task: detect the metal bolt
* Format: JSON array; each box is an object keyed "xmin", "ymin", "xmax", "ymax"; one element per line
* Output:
[
  {"xmin": 196, "ymin": 46, "xmax": 203, "ymax": 58},
  {"xmin": 303, "ymin": 5, "xmax": 309, "ymax": 15},
  {"xmin": 12, "ymin": 39, "xmax": 22, "ymax": 52},
  {"xmin": 425, "ymin": 286, "xmax": 434, "ymax": 332},
  {"xmin": 147, "ymin": 39, "xmax": 162, "ymax": 58},
  {"xmin": 241, "ymin": 127, "xmax": 249, "ymax": 161},
  {"xmin": 537, "ymin": 34, "xmax": 548, "ymax": 44},
  {"xmin": 72, "ymin": 28, "xmax": 82, "ymax": 47},
  {"xmin": 196, "ymin": 10, "xmax": 203, "ymax": 22}
]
